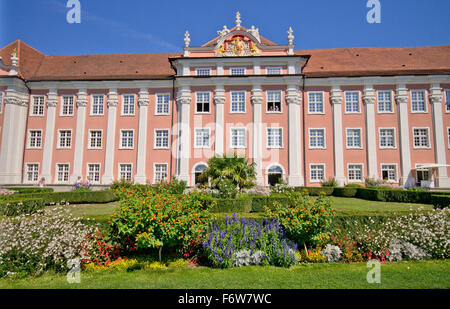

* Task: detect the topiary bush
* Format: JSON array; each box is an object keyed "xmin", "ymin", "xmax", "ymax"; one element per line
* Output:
[{"xmin": 7, "ymin": 190, "xmax": 118, "ymax": 205}]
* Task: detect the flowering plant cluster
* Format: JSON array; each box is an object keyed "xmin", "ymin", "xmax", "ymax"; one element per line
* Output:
[
  {"xmin": 81, "ymin": 230, "xmax": 126, "ymax": 268},
  {"xmin": 265, "ymin": 191, "xmax": 335, "ymax": 246},
  {"xmin": 109, "ymin": 188, "xmax": 214, "ymax": 257},
  {"xmin": 0, "ymin": 207, "xmax": 97, "ymax": 277},
  {"xmin": 202, "ymin": 214, "xmax": 298, "ymax": 268}
]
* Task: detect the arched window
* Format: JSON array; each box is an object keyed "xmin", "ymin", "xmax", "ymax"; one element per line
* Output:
[
  {"xmin": 194, "ymin": 164, "xmax": 208, "ymax": 186},
  {"xmin": 267, "ymin": 165, "xmax": 283, "ymax": 186}
]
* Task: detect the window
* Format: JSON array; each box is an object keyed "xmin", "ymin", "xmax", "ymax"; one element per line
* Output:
[
  {"xmin": 267, "ymin": 165, "xmax": 283, "ymax": 186},
  {"xmin": 28, "ymin": 130, "xmax": 42, "ymax": 148},
  {"xmin": 230, "ymin": 67, "xmax": 246, "ymax": 76},
  {"xmin": 120, "ymin": 130, "xmax": 134, "ymax": 149},
  {"xmin": 31, "ymin": 96, "xmax": 45, "ymax": 116},
  {"xmin": 154, "ymin": 164, "xmax": 168, "ymax": 183},
  {"xmin": 310, "ymin": 164, "xmax": 325, "ymax": 182},
  {"xmin": 446, "ymin": 91, "xmax": 450, "ymax": 112},
  {"xmin": 448, "ymin": 128, "xmax": 450, "ymax": 148},
  {"xmin": 413, "ymin": 128, "xmax": 430, "ymax": 148},
  {"xmin": 196, "ymin": 68, "xmax": 211, "ymax": 76},
  {"xmin": 156, "ymin": 93, "xmax": 170, "ymax": 115},
  {"xmin": 194, "ymin": 129, "xmax": 210, "ymax": 148},
  {"xmin": 92, "ymin": 95, "xmax": 104, "ymax": 115},
  {"xmin": 379, "ymin": 128, "xmax": 395, "ymax": 148},
  {"xmin": 348, "ymin": 164, "xmax": 363, "ymax": 182},
  {"xmin": 89, "ymin": 130, "xmax": 102, "ymax": 149},
  {"xmin": 377, "ymin": 91, "xmax": 393, "ymax": 113},
  {"xmin": 119, "ymin": 164, "xmax": 132, "ymax": 182},
  {"xmin": 57, "ymin": 164, "xmax": 70, "ymax": 182},
  {"xmin": 58, "ymin": 130, "xmax": 72, "ymax": 148},
  {"xmin": 87, "ymin": 164, "xmax": 100, "ymax": 183},
  {"xmin": 231, "ymin": 92, "xmax": 246, "ymax": 113},
  {"xmin": 122, "ymin": 95, "xmax": 135, "ymax": 115},
  {"xmin": 345, "ymin": 91, "xmax": 360, "ymax": 113},
  {"xmin": 381, "ymin": 164, "xmax": 397, "ymax": 182},
  {"xmin": 411, "ymin": 90, "xmax": 426, "ymax": 112},
  {"xmin": 196, "ymin": 92, "xmax": 210, "ymax": 113},
  {"xmin": 309, "ymin": 129, "xmax": 325, "ymax": 149},
  {"xmin": 266, "ymin": 67, "xmax": 282, "ymax": 75},
  {"xmin": 267, "ymin": 128, "xmax": 282, "ymax": 148},
  {"xmin": 267, "ymin": 91, "xmax": 281, "ymax": 112},
  {"xmin": 61, "ymin": 96, "xmax": 74, "ymax": 116},
  {"xmin": 26, "ymin": 164, "xmax": 39, "ymax": 182},
  {"xmin": 231, "ymin": 128, "xmax": 246, "ymax": 148},
  {"xmin": 154, "ymin": 129, "xmax": 169, "ymax": 149},
  {"xmin": 346, "ymin": 129, "xmax": 362, "ymax": 148},
  {"xmin": 308, "ymin": 92, "xmax": 324, "ymax": 114},
  {"xmin": 0, "ymin": 92, "xmax": 3, "ymax": 114}
]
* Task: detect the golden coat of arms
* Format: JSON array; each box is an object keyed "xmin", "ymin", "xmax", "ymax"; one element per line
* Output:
[{"xmin": 218, "ymin": 35, "xmax": 259, "ymax": 57}]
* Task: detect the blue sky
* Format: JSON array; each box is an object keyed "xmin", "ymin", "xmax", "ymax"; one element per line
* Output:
[{"xmin": 1, "ymin": 0, "xmax": 449, "ymax": 55}]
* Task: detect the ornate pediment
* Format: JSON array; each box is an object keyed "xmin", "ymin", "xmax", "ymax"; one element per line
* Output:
[{"xmin": 217, "ymin": 34, "xmax": 259, "ymax": 57}]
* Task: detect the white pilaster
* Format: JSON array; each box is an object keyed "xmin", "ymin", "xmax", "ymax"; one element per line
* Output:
[
  {"xmin": 0, "ymin": 86, "xmax": 28, "ymax": 184},
  {"xmin": 330, "ymin": 85, "xmax": 346, "ymax": 186},
  {"xmin": 251, "ymin": 85, "xmax": 264, "ymax": 185},
  {"xmin": 286, "ymin": 84, "xmax": 304, "ymax": 186},
  {"xmin": 214, "ymin": 85, "xmax": 225, "ymax": 156},
  {"xmin": 429, "ymin": 84, "xmax": 450, "ymax": 187},
  {"xmin": 253, "ymin": 61, "xmax": 261, "ymax": 75},
  {"xmin": 41, "ymin": 89, "xmax": 57, "ymax": 183},
  {"xmin": 71, "ymin": 89, "xmax": 87, "ymax": 183},
  {"xmin": 135, "ymin": 88, "xmax": 149, "ymax": 184},
  {"xmin": 102, "ymin": 89, "xmax": 118, "ymax": 184},
  {"xmin": 396, "ymin": 84, "xmax": 414, "ymax": 186},
  {"xmin": 363, "ymin": 84, "xmax": 378, "ymax": 179},
  {"xmin": 177, "ymin": 86, "xmax": 191, "ymax": 185}
]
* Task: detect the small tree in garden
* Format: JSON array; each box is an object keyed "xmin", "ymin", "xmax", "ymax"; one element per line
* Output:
[{"xmin": 201, "ymin": 154, "xmax": 257, "ymax": 196}]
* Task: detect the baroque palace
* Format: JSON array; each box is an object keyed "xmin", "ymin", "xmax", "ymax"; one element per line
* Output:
[{"xmin": 0, "ymin": 13, "xmax": 449, "ymax": 188}]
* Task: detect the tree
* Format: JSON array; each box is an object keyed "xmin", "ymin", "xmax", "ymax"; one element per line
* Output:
[{"xmin": 200, "ymin": 154, "xmax": 257, "ymax": 194}]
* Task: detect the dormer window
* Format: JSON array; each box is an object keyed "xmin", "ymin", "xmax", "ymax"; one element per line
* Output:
[{"xmin": 230, "ymin": 67, "xmax": 246, "ymax": 76}]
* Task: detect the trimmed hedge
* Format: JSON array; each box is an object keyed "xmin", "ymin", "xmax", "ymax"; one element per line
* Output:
[
  {"xmin": 5, "ymin": 187, "xmax": 54, "ymax": 194},
  {"xmin": 6, "ymin": 190, "xmax": 118, "ymax": 205},
  {"xmin": 355, "ymin": 188, "xmax": 450, "ymax": 204},
  {"xmin": 293, "ymin": 186, "xmax": 335, "ymax": 196},
  {"xmin": 208, "ymin": 195, "xmax": 291, "ymax": 213},
  {"xmin": 431, "ymin": 195, "xmax": 450, "ymax": 209},
  {"xmin": 0, "ymin": 198, "xmax": 45, "ymax": 216},
  {"xmin": 333, "ymin": 187, "xmax": 358, "ymax": 198}
]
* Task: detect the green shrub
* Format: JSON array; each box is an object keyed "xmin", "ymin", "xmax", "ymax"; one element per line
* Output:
[
  {"xmin": 333, "ymin": 187, "xmax": 358, "ymax": 198},
  {"xmin": 5, "ymin": 187, "xmax": 54, "ymax": 194},
  {"xmin": 155, "ymin": 177, "xmax": 187, "ymax": 195},
  {"xmin": 7, "ymin": 190, "xmax": 117, "ymax": 205},
  {"xmin": 211, "ymin": 197, "xmax": 253, "ymax": 213},
  {"xmin": 251, "ymin": 195, "xmax": 290, "ymax": 212},
  {"xmin": 320, "ymin": 178, "xmax": 338, "ymax": 187},
  {"xmin": 0, "ymin": 198, "xmax": 45, "ymax": 216},
  {"xmin": 345, "ymin": 184, "xmax": 364, "ymax": 188},
  {"xmin": 431, "ymin": 195, "xmax": 450, "ymax": 209},
  {"xmin": 294, "ymin": 186, "xmax": 334, "ymax": 196}
]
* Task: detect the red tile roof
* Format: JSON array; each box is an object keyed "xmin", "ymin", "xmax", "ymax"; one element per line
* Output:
[{"xmin": 1, "ymin": 40, "xmax": 449, "ymax": 81}]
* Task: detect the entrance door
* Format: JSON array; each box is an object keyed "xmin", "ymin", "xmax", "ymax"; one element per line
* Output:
[
  {"xmin": 267, "ymin": 165, "xmax": 283, "ymax": 186},
  {"xmin": 194, "ymin": 164, "xmax": 208, "ymax": 186},
  {"xmin": 416, "ymin": 169, "xmax": 429, "ymax": 187}
]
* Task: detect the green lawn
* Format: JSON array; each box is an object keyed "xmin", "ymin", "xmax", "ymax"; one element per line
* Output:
[{"xmin": 1, "ymin": 260, "xmax": 448, "ymax": 289}]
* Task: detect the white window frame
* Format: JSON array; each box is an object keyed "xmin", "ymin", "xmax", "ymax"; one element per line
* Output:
[
  {"xmin": 155, "ymin": 93, "xmax": 170, "ymax": 115},
  {"xmin": 308, "ymin": 128, "xmax": 326, "ymax": 149},
  {"xmin": 118, "ymin": 163, "xmax": 133, "ymax": 182},
  {"xmin": 266, "ymin": 66, "xmax": 282, "ymax": 75},
  {"xmin": 377, "ymin": 90, "xmax": 394, "ymax": 113},
  {"xmin": 119, "ymin": 129, "xmax": 134, "ymax": 149},
  {"xmin": 195, "ymin": 68, "xmax": 211, "ymax": 76},
  {"xmin": 154, "ymin": 129, "xmax": 170, "ymax": 149},
  {"xmin": 60, "ymin": 95, "xmax": 75, "ymax": 116},
  {"xmin": 381, "ymin": 164, "xmax": 398, "ymax": 183},
  {"xmin": 378, "ymin": 127, "xmax": 396, "ymax": 149},
  {"xmin": 230, "ymin": 91, "xmax": 246, "ymax": 113},
  {"xmin": 346, "ymin": 128, "xmax": 363, "ymax": 149},
  {"xmin": 86, "ymin": 163, "xmax": 101, "ymax": 184},
  {"xmin": 30, "ymin": 95, "xmax": 45, "ymax": 117},
  {"xmin": 27, "ymin": 129, "xmax": 43, "ymax": 149},
  {"xmin": 445, "ymin": 90, "xmax": 450, "ymax": 113},
  {"xmin": 88, "ymin": 129, "xmax": 103, "ymax": 149},
  {"xmin": 56, "ymin": 163, "xmax": 70, "ymax": 183},
  {"xmin": 309, "ymin": 164, "xmax": 326, "ymax": 183},
  {"xmin": 344, "ymin": 91, "xmax": 361, "ymax": 114},
  {"xmin": 121, "ymin": 94, "xmax": 136, "ymax": 116},
  {"xmin": 447, "ymin": 127, "xmax": 450, "ymax": 149},
  {"xmin": 347, "ymin": 163, "xmax": 364, "ymax": 183},
  {"xmin": 230, "ymin": 67, "xmax": 246, "ymax": 76},
  {"xmin": 25, "ymin": 163, "xmax": 40, "ymax": 183},
  {"xmin": 267, "ymin": 127, "xmax": 283, "ymax": 149},
  {"xmin": 195, "ymin": 92, "xmax": 211, "ymax": 114},
  {"xmin": 57, "ymin": 129, "xmax": 72, "ymax": 149},
  {"xmin": 194, "ymin": 128, "xmax": 211, "ymax": 149},
  {"xmin": 230, "ymin": 128, "xmax": 246, "ymax": 149},
  {"xmin": 91, "ymin": 94, "xmax": 105, "ymax": 116},
  {"xmin": 412, "ymin": 127, "xmax": 431, "ymax": 149},
  {"xmin": 266, "ymin": 90, "xmax": 282, "ymax": 113},
  {"xmin": 153, "ymin": 163, "xmax": 168, "ymax": 184},
  {"xmin": 410, "ymin": 90, "xmax": 428, "ymax": 113},
  {"xmin": 307, "ymin": 91, "xmax": 325, "ymax": 114}
]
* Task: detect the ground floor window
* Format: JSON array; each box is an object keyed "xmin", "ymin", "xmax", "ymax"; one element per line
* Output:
[
  {"xmin": 310, "ymin": 164, "xmax": 325, "ymax": 182},
  {"xmin": 267, "ymin": 165, "xmax": 283, "ymax": 186},
  {"xmin": 57, "ymin": 164, "xmax": 70, "ymax": 182},
  {"xmin": 381, "ymin": 164, "xmax": 397, "ymax": 182},
  {"xmin": 194, "ymin": 164, "xmax": 208, "ymax": 186},
  {"xmin": 26, "ymin": 164, "xmax": 39, "ymax": 182},
  {"xmin": 88, "ymin": 164, "xmax": 101, "ymax": 183},
  {"xmin": 119, "ymin": 164, "xmax": 132, "ymax": 182},
  {"xmin": 154, "ymin": 164, "xmax": 168, "ymax": 183},
  {"xmin": 416, "ymin": 169, "xmax": 430, "ymax": 186},
  {"xmin": 348, "ymin": 164, "xmax": 363, "ymax": 182}
]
